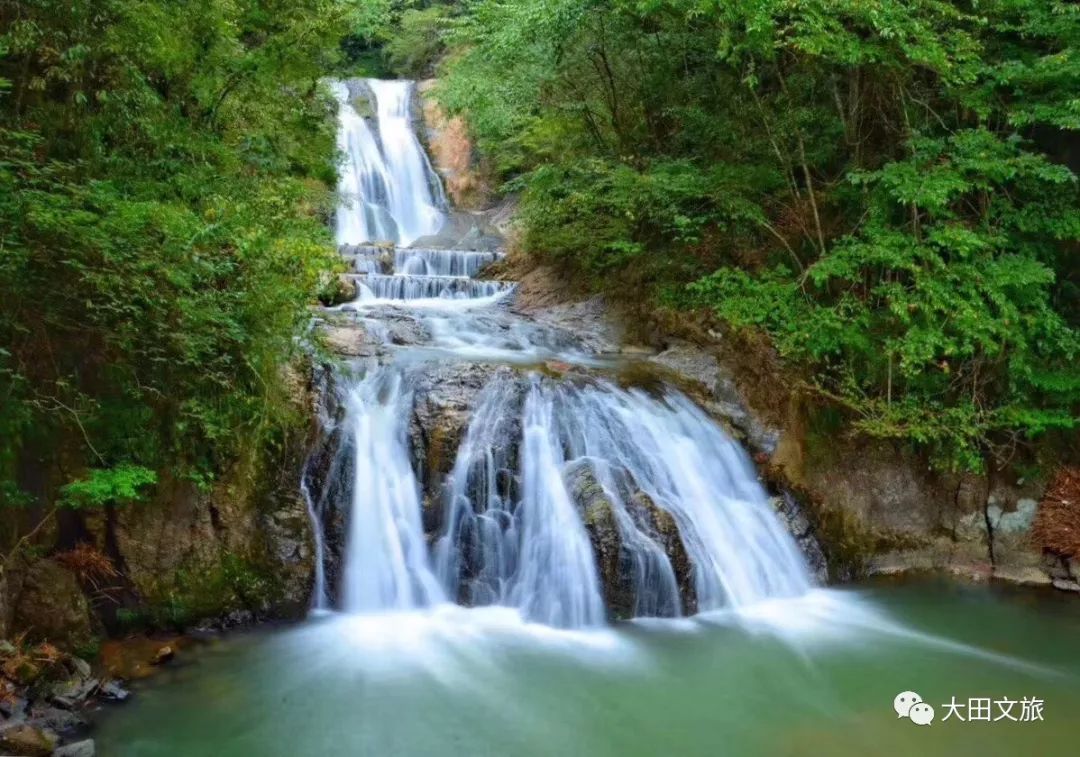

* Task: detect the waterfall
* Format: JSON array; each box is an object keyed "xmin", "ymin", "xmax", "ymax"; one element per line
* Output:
[
  {"xmin": 332, "ymin": 80, "xmax": 445, "ymax": 247},
  {"xmin": 339, "ymin": 366, "xmax": 444, "ymax": 613},
  {"xmin": 547, "ymin": 382, "xmax": 811, "ymax": 609},
  {"xmin": 354, "ymin": 274, "xmax": 514, "ymax": 302},
  {"xmin": 311, "ymin": 76, "xmax": 818, "ymax": 626},
  {"xmin": 431, "ymin": 376, "xmax": 809, "ymax": 623},
  {"xmin": 508, "ymin": 379, "xmax": 607, "ymax": 627}
]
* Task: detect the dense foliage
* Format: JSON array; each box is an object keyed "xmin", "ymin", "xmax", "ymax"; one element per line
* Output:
[
  {"xmin": 0, "ymin": 1, "xmax": 368, "ymax": 512},
  {"xmin": 434, "ymin": 0, "xmax": 1080, "ymax": 470}
]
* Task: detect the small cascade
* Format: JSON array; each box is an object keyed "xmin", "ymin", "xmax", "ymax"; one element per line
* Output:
[
  {"xmin": 300, "ymin": 479, "xmax": 329, "ymax": 611},
  {"xmin": 332, "ymin": 79, "xmax": 445, "ymax": 247},
  {"xmin": 546, "ymin": 381, "xmax": 811, "ymax": 609},
  {"xmin": 433, "ymin": 377, "xmax": 522, "ymax": 606},
  {"xmin": 509, "ymin": 379, "xmax": 607, "ymax": 627},
  {"xmin": 396, "ymin": 248, "xmax": 500, "ymax": 278},
  {"xmin": 339, "ymin": 366, "xmax": 444, "ymax": 613},
  {"xmin": 352, "ymin": 273, "xmax": 515, "ymax": 302}
]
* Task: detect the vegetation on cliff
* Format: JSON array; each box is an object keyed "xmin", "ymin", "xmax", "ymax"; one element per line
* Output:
[
  {"xmin": 0, "ymin": 1, "xmax": 377, "ymax": 522},
  {"xmin": 414, "ymin": 0, "xmax": 1079, "ymax": 472}
]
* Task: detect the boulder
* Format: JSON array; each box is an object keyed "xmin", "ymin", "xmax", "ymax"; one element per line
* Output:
[
  {"xmin": 12, "ymin": 560, "xmax": 96, "ymax": 651},
  {"xmin": 0, "ymin": 723, "xmax": 57, "ymax": 757},
  {"xmin": 317, "ymin": 274, "xmax": 358, "ymax": 307},
  {"xmin": 566, "ymin": 464, "xmax": 634, "ymax": 619},
  {"xmin": 410, "ymin": 363, "xmax": 503, "ymax": 497},
  {"xmin": 627, "ymin": 491, "xmax": 696, "ymax": 615},
  {"xmin": 565, "ymin": 464, "xmax": 695, "ymax": 618},
  {"xmin": 26, "ymin": 703, "xmax": 84, "ymax": 734},
  {"xmin": 97, "ymin": 680, "xmax": 130, "ymax": 701}
]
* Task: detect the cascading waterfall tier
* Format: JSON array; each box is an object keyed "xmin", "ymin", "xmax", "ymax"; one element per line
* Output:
[
  {"xmin": 352, "ymin": 273, "xmax": 514, "ymax": 302},
  {"xmin": 332, "ymin": 79, "xmax": 446, "ymax": 247},
  {"xmin": 311, "ymin": 77, "xmax": 819, "ymax": 628},
  {"xmin": 432, "ymin": 375, "xmax": 810, "ymax": 623}
]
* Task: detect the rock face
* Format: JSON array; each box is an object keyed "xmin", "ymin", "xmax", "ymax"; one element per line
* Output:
[
  {"xmin": 566, "ymin": 465, "xmax": 634, "ymax": 618},
  {"xmin": 649, "ymin": 342, "xmax": 779, "ymax": 455},
  {"xmin": 417, "ymin": 79, "xmax": 489, "ymax": 211},
  {"xmin": 1, "ymin": 365, "xmax": 317, "ymax": 647},
  {"xmin": 770, "ymin": 493, "xmax": 828, "ymax": 584},
  {"xmin": 410, "ymin": 362, "xmax": 501, "ymax": 496},
  {"xmin": 10, "ymin": 560, "xmax": 98, "ymax": 651},
  {"xmin": 565, "ymin": 464, "xmax": 696, "ymax": 619}
]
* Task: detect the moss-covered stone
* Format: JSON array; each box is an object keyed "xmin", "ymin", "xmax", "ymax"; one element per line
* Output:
[{"xmin": 11, "ymin": 559, "xmax": 99, "ymax": 652}]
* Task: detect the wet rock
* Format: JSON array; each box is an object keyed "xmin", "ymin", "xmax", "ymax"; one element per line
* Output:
[
  {"xmin": 523, "ymin": 297, "xmax": 621, "ymax": 355},
  {"xmin": 377, "ymin": 308, "xmax": 432, "ymax": 346},
  {"xmin": 320, "ymin": 323, "xmax": 376, "ymax": 357},
  {"xmin": 54, "ymin": 739, "xmax": 96, "ymax": 757},
  {"xmin": 626, "ymin": 491, "xmax": 696, "ymax": 615},
  {"xmin": 48, "ymin": 675, "xmax": 98, "ymax": 709},
  {"xmin": 770, "ymin": 493, "xmax": 829, "ymax": 584},
  {"xmin": 26, "ymin": 703, "xmax": 84, "ymax": 734},
  {"xmin": 0, "ymin": 723, "xmax": 57, "ymax": 756},
  {"xmin": 566, "ymin": 463, "xmax": 634, "ymax": 619},
  {"xmin": 410, "ymin": 363, "xmax": 502, "ymax": 496},
  {"xmin": 11, "ymin": 559, "xmax": 97, "ymax": 651},
  {"xmin": 650, "ymin": 342, "xmax": 778, "ymax": 454},
  {"xmin": 1051, "ymin": 578, "xmax": 1080, "ymax": 593},
  {"xmin": 318, "ymin": 274, "xmax": 357, "ymax": 307},
  {"xmin": 97, "ymin": 680, "xmax": 130, "ymax": 702},
  {"xmin": 565, "ymin": 464, "xmax": 695, "ymax": 618}
]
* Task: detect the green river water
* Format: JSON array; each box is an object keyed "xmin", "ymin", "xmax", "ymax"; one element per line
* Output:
[{"xmin": 95, "ymin": 578, "xmax": 1080, "ymax": 756}]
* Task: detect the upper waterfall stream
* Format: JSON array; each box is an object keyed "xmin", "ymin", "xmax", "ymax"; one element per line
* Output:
[{"xmin": 333, "ymin": 80, "xmax": 445, "ymax": 247}]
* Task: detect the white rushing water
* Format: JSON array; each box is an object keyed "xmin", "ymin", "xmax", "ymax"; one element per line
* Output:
[
  {"xmin": 317, "ymin": 78, "xmax": 816, "ymax": 629},
  {"xmin": 432, "ymin": 375, "xmax": 809, "ymax": 624},
  {"xmin": 300, "ymin": 478, "xmax": 329, "ymax": 611},
  {"xmin": 332, "ymin": 80, "xmax": 445, "ymax": 247},
  {"xmin": 339, "ymin": 366, "xmax": 444, "ymax": 612},
  {"xmin": 547, "ymin": 382, "xmax": 810, "ymax": 609}
]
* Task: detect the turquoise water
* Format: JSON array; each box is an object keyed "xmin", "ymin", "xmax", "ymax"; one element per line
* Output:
[{"xmin": 95, "ymin": 579, "xmax": 1080, "ymax": 756}]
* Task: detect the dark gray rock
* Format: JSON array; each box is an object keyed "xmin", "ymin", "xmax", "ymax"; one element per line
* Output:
[
  {"xmin": 650, "ymin": 342, "xmax": 779, "ymax": 454},
  {"xmin": 26, "ymin": 703, "xmax": 84, "ymax": 734},
  {"xmin": 11, "ymin": 559, "xmax": 98, "ymax": 651},
  {"xmin": 771, "ymin": 492, "xmax": 829, "ymax": 583}
]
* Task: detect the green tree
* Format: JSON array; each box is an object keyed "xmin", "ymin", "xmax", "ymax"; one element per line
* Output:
[
  {"xmin": 0, "ymin": 1, "xmax": 371, "ymax": 513},
  {"xmin": 435, "ymin": 0, "xmax": 1080, "ymax": 470}
]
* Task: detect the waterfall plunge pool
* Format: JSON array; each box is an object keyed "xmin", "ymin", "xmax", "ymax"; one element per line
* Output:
[{"xmin": 94, "ymin": 578, "xmax": 1080, "ymax": 756}]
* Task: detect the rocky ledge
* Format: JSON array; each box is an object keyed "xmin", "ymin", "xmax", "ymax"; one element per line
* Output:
[{"xmin": 0, "ymin": 638, "xmax": 133, "ymax": 757}]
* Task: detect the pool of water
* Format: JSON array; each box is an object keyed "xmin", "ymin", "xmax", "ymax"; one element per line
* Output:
[{"xmin": 94, "ymin": 579, "xmax": 1080, "ymax": 756}]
